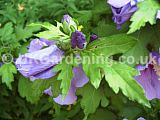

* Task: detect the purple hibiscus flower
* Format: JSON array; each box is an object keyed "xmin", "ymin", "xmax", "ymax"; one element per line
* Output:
[
  {"xmin": 44, "ymin": 64, "xmax": 88, "ymax": 105},
  {"xmin": 71, "ymin": 31, "xmax": 86, "ymax": 49},
  {"xmin": 135, "ymin": 52, "xmax": 160, "ymax": 100},
  {"xmin": 16, "ymin": 37, "xmax": 88, "ymax": 105},
  {"xmin": 15, "ymin": 38, "xmax": 64, "ymax": 81},
  {"xmin": 107, "ymin": 0, "xmax": 141, "ymax": 29},
  {"xmin": 16, "ymin": 15, "xmax": 89, "ymax": 105}
]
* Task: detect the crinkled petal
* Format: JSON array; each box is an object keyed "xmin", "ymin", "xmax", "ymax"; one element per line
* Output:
[
  {"xmin": 72, "ymin": 65, "xmax": 89, "ymax": 88},
  {"xmin": 44, "ymin": 86, "xmax": 53, "ymax": 96},
  {"xmin": 30, "ymin": 67, "xmax": 57, "ymax": 81},
  {"xmin": 135, "ymin": 65, "xmax": 160, "ymax": 100},
  {"xmin": 53, "ymin": 85, "xmax": 77, "ymax": 105},
  {"xmin": 28, "ymin": 38, "xmax": 55, "ymax": 53},
  {"xmin": 121, "ymin": 3, "xmax": 137, "ymax": 14},
  {"xmin": 15, "ymin": 45, "xmax": 63, "ymax": 80},
  {"xmin": 112, "ymin": 3, "xmax": 137, "ymax": 29},
  {"xmin": 108, "ymin": 0, "xmax": 131, "ymax": 8}
]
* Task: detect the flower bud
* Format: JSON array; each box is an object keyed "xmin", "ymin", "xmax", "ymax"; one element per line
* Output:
[{"xmin": 71, "ymin": 31, "xmax": 86, "ymax": 49}]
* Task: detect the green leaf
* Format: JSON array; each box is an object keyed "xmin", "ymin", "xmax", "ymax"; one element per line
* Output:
[
  {"xmin": 53, "ymin": 59, "xmax": 73, "ymax": 99},
  {"xmin": 122, "ymin": 106, "xmax": 142, "ymax": 120},
  {"xmin": 15, "ymin": 25, "xmax": 40, "ymax": 41},
  {"xmin": 87, "ymin": 34, "xmax": 137, "ymax": 57},
  {"xmin": 82, "ymin": 34, "xmax": 149, "ymax": 108},
  {"xmin": 29, "ymin": 22, "xmax": 58, "ymax": 30},
  {"xmin": 18, "ymin": 76, "xmax": 60, "ymax": 104},
  {"xmin": 88, "ymin": 108, "xmax": 117, "ymax": 120},
  {"xmin": 128, "ymin": 0, "xmax": 160, "ymax": 34},
  {"xmin": 92, "ymin": 21, "xmax": 126, "ymax": 37},
  {"xmin": 0, "ymin": 22, "xmax": 20, "ymax": 53},
  {"xmin": 76, "ymin": 10, "xmax": 92, "ymax": 23},
  {"xmin": 32, "ymin": 77, "xmax": 61, "ymax": 98},
  {"xmin": 81, "ymin": 51, "xmax": 102, "ymax": 89},
  {"xmin": 29, "ymin": 22, "xmax": 69, "ymax": 40},
  {"xmin": 77, "ymin": 84, "xmax": 101, "ymax": 120},
  {"xmin": 103, "ymin": 61, "xmax": 150, "ymax": 108},
  {"xmin": 77, "ymin": 84, "xmax": 109, "ymax": 120},
  {"xmin": 123, "ymin": 38, "xmax": 149, "ymax": 66},
  {"xmin": 0, "ymin": 22, "xmax": 16, "ymax": 44},
  {"xmin": 0, "ymin": 63, "xmax": 17, "ymax": 89},
  {"xmin": 18, "ymin": 76, "xmax": 40, "ymax": 103},
  {"xmin": 124, "ymin": 26, "xmax": 157, "ymax": 66},
  {"xmin": 101, "ymin": 95, "xmax": 109, "ymax": 107},
  {"xmin": 62, "ymin": 21, "xmax": 71, "ymax": 35}
]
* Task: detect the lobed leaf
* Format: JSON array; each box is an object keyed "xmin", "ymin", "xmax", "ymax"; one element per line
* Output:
[
  {"xmin": 87, "ymin": 34, "xmax": 137, "ymax": 57},
  {"xmin": 53, "ymin": 59, "xmax": 73, "ymax": 99},
  {"xmin": 0, "ymin": 63, "xmax": 17, "ymax": 89},
  {"xmin": 128, "ymin": 0, "xmax": 160, "ymax": 34}
]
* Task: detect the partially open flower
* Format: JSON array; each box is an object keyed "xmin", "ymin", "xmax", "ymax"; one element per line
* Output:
[
  {"xmin": 15, "ymin": 38, "xmax": 64, "ymax": 81},
  {"xmin": 62, "ymin": 14, "xmax": 77, "ymax": 29}
]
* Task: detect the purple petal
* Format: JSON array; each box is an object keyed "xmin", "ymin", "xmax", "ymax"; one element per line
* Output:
[
  {"xmin": 71, "ymin": 31, "xmax": 86, "ymax": 49},
  {"xmin": 150, "ymin": 52, "xmax": 160, "ymax": 65},
  {"xmin": 15, "ymin": 45, "xmax": 64, "ymax": 80},
  {"xmin": 53, "ymin": 65, "xmax": 88, "ymax": 105},
  {"xmin": 108, "ymin": 0, "xmax": 142, "ymax": 8},
  {"xmin": 62, "ymin": 14, "xmax": 77, "ymax": 28},
  {"xmin": 53, "ymin": 85, "xmax": 77, "ymax": 105},
  {"xmin": 111, "ymin": 3, "xmax": 137, "ymax": 29},
  {"xmin": 135, "ymin": 64, "xmax": 160, "ymax": 100},
  {"xmin": 72, "ymin": 65, "xmax": 89, "ymax": 88},
  {"xmin": 136, "ymin": 64, "xmax": 147, "ymax": 71},
  {"xmin": 137, "ymin": 117, "xmax": 145, "ymax": 120},
  {"xmin": 30, "ymin": 67, "xmax": 57, "ymax": 81},
  {"xmin": 108, "ymin": 0, "xmax": 131, "ymax": 8},
  {"xmin": 62, "ymin": 14, "xmax": 72, "ymax": 25},
  {"xmin": 44, "ymin": 86, "xmax": 53, "ymax": 96},
  {"xmin": 28, "ymin": 38, "xmax": 55, "ymax": 53},
  {"xmin": 90, "ymin": 34, "xmax": 98, "ymax": 42},
  {"xmin": 0, "ymin": 62, "xmax": 3, "ymax": 67}
]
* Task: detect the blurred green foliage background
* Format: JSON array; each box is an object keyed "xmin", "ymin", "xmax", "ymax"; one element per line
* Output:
[{"xmin": 0, "ymin": 0, "xmax": 160, "ymax": 120}]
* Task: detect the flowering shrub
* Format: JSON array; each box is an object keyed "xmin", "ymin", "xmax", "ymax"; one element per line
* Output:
[{"xmin": 0, "ymin": 0, "xmax": 160, "ymax": 120}]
